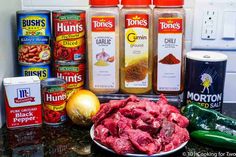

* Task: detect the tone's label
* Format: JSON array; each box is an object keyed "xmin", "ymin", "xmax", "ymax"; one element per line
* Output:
[
  {"xmin": 91, "ymin": 16, "xmax": 116, "ymax": 89},
  {"xmin": 124, "ymin": 14, "xmax": 149, "ymax": 88},
  {"xmin": 157, "ymin": 18, "xmax": 183, "ymax": 91}
]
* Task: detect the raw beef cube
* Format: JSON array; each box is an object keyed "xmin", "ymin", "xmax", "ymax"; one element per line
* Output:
[
  {"xmin": 145, "ymin": 101, "xmax": 161, "ymax": 117},
  {"xmin": 117, "ymin": 114, "xmax": 133, "ymax": 139},
  {"xmin": 102, "ymin": 113, "xmax": 121, "ymax": 136},
  {"xmin": 106, "ymin": 136, "xmax": 136, "ymax": 155},
  {"xmin": 159, "ymin": 120, "xmax": 175, "ymax": 144},
  {"xmin": 160, "ymin": 104, "xmax": 180, "ymax": 117},
  {"xmin": 156, "ymin": 94, "xmax": 168, "ymax": 106},
  {"xmin": 168, "ymin": 112, "xmax": 189, "ymax": 128},
  {"xmin": 94, "ymin": 125, "xmax": 109, "ymax": 144},
  {"xmin": 134, "ymin": 119, "xmax": 160, "ymax": 136},
  {"xmin": 92, "ymin": 103, "xmax": 110, "ymax": 125},
  {"xmin": 127, "ymin": 129, "xmax": 159, "ymax": 155}
]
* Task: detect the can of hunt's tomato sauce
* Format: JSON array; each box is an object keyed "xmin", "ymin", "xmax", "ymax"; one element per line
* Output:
[
  {"xmin": 17, "ymin": 10, "xmax": 51, "ymax": 64},
  {"xmin": 55, "ymin": 61, "xmax": 85, "ymax": 99},
  {"xmin": 41, "ymin": 78, "xmax": 67, "ymax": 125},
  {"xmin": 52, "ymin": 10, "xmax": 86, "ymax": 61},
  {"xmin": 184, "ymin": 51, "xmax": 227, "ymax": 112}
]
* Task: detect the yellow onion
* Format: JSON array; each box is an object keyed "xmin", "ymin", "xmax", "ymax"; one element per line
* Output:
[{"xmin": 66, "ymin": 90, "xmax": 100, "ymax": 126}]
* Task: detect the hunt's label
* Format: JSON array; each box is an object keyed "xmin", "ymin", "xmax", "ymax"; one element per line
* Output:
[
  {"xmin": 4, "ymin": 76, "xmax": 42, "ymax": 129},
  {"xmin": 52, "ymin": 11, "xmax": 86, "ymax": 61},
  {"xmin": 42, "ymin": 85, "xmax": 67, "ymax": 124},
  {"xmin": 56, "ymin": 63, "xmax": 85, "ymax": 89},
  {"xmin": 91, "ymin": 16, "xmax": 116, "ymax": 89},
  {"xmin": 124, "ymin": 14, "xmax": 149, "ymax": 88},
  {"xmin": 157, "ymin": 18, "xmax": 183, "ymax": 91},
  {"xmin": 184, "ymin": 58, "xmax": 227, "ymax": 112}
]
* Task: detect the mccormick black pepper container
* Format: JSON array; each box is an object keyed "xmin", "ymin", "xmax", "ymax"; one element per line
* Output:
[{"xmin": 184, "ymin": 51, "xmax": 227, "ymax": 112}]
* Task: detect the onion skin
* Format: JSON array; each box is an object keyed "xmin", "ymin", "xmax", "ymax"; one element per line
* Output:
[{"xmin": 66, "ymin": 90, "xmax": 100, "ymax": 126}]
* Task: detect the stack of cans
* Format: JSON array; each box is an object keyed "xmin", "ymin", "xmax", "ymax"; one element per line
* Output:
[
  {"xmin": 17, "ymin": 10, "xmax": 51, "ymax": 80},
  {"xmin": 52, "ymin": 10, "xmax": 86, "ymax": 98}
]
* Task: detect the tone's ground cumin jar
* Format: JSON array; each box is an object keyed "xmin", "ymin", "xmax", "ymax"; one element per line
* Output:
[
  {"xmin": 153, "ymin": 0, "xmax": 185, "ymax": 95},
  {"xmin": 41, "ymin": 78, "xmax": 67, "ymax": 125},
  {"xmin": 52, "ymin": 10, "xmax": 86, "ymax": 62},
  {"xmin": 120, "ymin": 0, "xmax": 153, "ymax": 94},
  {"xmin": 184, "ymin": 51, "xmax": 227, "ymax": 112},
  {"xmin": 87, "ymin": 0, "xmax": 120, "ymax": 94}
]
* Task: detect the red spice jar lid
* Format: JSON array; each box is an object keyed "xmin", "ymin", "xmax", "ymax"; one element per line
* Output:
[
  {"xmin": 153, "ymin": 0, "xmax": 184, "ymax": 6},
  {"xmin": 90, "ymin": 0, "xmax": 119, "ymax": 6},
  {"xmin": 121, "ymin": 0, "xmax": 151, "ymax": 6}
]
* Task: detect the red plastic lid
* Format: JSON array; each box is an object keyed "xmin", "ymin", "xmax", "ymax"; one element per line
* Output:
[
  {"xmin": 90, "ymin": 0, "xmax": 119, "ymax": 6},
  {"xmin": 121, "ymin": 0, "xmax": 151, "ymax": 6},
  {"xmin": 153, "ymin": 0, "xmax": 184, "ymax": 6}
]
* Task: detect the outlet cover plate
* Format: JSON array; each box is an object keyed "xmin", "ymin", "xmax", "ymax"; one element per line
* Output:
[{"xmin": 192, "ymin": 0, "xmax": 236, "ymax": 50}]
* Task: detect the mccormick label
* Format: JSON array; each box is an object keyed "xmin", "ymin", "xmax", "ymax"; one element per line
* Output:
[
  {"xmin": 17, "ymin": 11, "xmax": 51, "ymax": 64},
  {"xmin": 42, "ymin": 83, "xmax": 67, "ymax": 125},
  {"xmin": 53, "ymin": 11, "xmax": 86, "ymax": 61},
  {"xmin": 20, "ymin": 63, "xmax": 51, "ymax": 80},
  {"xmin": 55, "ymin": 62, "xmax": 85, "ymax": 89},
  {"xmin": 184, "ymin": 58, "xmax": 227, "ymax": 112},
  {"xmin": 91, "ymin": 16, "xmax": 116, "ymax": 89},
  {"xmin": 3, "ymin": 76, "xmax": 42, "ymax": 129},
  {"xmin": 124, "ymin": 14, "xmax": 149, "ymax": 88},
  {"xmin": 157, "ymin": 18, "xmax": 183, "ymax": 91}
]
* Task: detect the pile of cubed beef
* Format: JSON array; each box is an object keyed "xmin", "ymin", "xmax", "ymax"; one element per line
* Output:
[{"xmin": 92, "ymin": 95, "xmax": 189, "ymax": 155}]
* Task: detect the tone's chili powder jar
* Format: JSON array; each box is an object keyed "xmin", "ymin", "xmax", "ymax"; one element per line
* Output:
[
  {"xmin": 87, "ymin": 0, "xmax": 120, "ymax": 94},
  {"xmin": 120, "ymin": 0, "xmax": 153, "ymax": 94},
  {"xmin": 153, "ymin": 0, "xmax": 185, "ymax": 95}
]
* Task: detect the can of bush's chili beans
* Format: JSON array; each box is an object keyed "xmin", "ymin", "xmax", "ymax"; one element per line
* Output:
[
  {"xmin": 19, "ymin": 63, "xmax": 51, "ymax": 80},
  {"xmin": 55, "ymin": 61, "xmax": 85, "ymax": 99},
  {"xmin": 17, "ymin": 10, "xmax": 51, "ymax": 64},
  {"xmin": 184, "ymin": 51, "xmax": 227, "ymax": 112},
  {"xmin": 52, "ymin": 10, "xmax": 86, "ymax": 62},
  {"xmin": 41, "ymin": 78, "xmax": 67, "ymax": 125}
]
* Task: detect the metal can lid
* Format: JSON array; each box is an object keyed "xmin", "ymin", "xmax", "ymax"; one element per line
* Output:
[
  {"xmin": 41, "ymin": 78, "xmax": 66, "ymax": 87},
  {"xmin": 186, "ymin": 51, "xmax": 228, "ymax": 62},
  {"xmin": 52, "ymin": 10, "xmax": 85, "ymax": 14},
  {"xmin": 17, "ymin": 10, "xmax": 51, "ymax": 14}
]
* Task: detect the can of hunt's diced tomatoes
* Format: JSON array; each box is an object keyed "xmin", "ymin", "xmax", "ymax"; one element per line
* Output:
[
  {"xmin": 52, "ymin": 10, "xmax": 86, "ymax": 62},
  {"xmin": 41, "ymin": 78, "xmax": 67, "ymax": 125}
]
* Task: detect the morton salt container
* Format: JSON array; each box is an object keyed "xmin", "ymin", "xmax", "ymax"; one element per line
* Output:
[
  {"xmin": 120, "ymin": 0, "xmax": 153, "ymax": 94},
  {"xmin": 153, "ymin": 0, "xmax": 185, "ymax": 95},
  {"xmin": 184, "ymin": 51, "xmax": 227, "ymax": 112},
  {"xmin": 87, "ymin": 0, "xmax": 120, "ymax": 94}
]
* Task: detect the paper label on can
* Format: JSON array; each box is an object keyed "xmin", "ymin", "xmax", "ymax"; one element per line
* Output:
[
  {"xmin": 21, "ymin": 64, "xmax": 50, "ymax": 80},
  {"xmin": 124, "ymin": 14, "xmax": 149, "ymax": 88},
  {"xmin": 91, "ymin": 16, "xmax": 116, "ymax": 89},
  {"xmin": 157, "ymin": 18, "xmax": 183, "ymax": 91},
  {"xmin": 185, "ymin": 59, "xmax": 226, "ymax": 111}
]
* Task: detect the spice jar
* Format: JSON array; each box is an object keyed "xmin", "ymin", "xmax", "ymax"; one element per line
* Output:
[
  {"xmin": 120, "ymin": 0, "xmax": 153, "ymax": 94},
  {"xmin": 153, "ymin": 0, "xmax": 185, "ymax": 95},
  {"xmin": 87, "ymin": 0, "xmax": 120, "ymax": 94}
]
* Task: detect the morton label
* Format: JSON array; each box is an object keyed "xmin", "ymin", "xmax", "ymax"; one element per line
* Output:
[{"xmin": 184, "ymin": 58, "xmax": 227, "ymax": 112}]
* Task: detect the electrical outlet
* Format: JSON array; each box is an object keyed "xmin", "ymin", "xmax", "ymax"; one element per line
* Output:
[{"xmin": 201, "ymin": 9, "xmax": 218, "ymax": 40}]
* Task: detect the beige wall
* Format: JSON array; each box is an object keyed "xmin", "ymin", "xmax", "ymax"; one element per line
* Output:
[{"xmin": 0, "ymin": 0, "xmax": 21, "ymax": 127}]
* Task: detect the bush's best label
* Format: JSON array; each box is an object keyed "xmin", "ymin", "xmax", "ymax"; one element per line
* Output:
[
  {"xmin": 157, "ymin": 18, "xmax": 183, "ymax": 91},
  {"xmin": 17, "ymin": 12, "xmax": 51, "ymax": 64},
  {"xmin": 20, "ymin": 64, "xmax": 51, "ymax": 80},
  {"xmin": 53, "ymin": 12, "xmax": 86, "ymax": 61},
  {"xmin": 125, "ymin": 14, "xmax": 149, "ymax": 88},
  {"xmin": 91, "ymin": 16, "xmax": 116, "ymax": 89}
]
